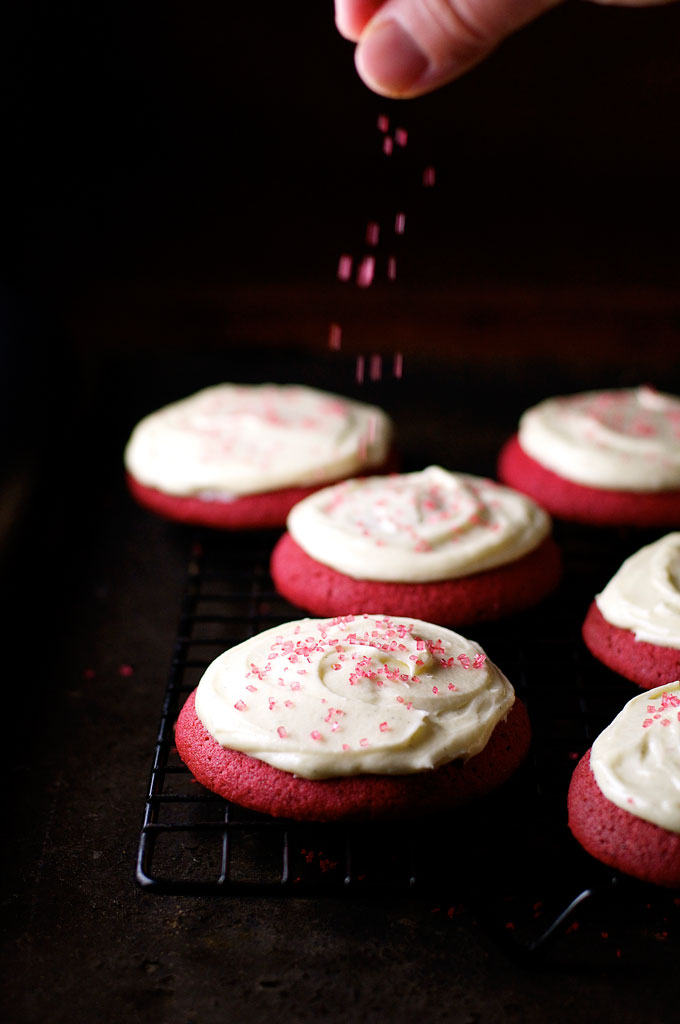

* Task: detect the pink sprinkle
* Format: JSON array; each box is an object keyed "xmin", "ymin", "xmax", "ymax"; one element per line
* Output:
[
  {"xmin": 383, "ymin": 135, "xmax": 393, "ymax": 155},
  {"xmin": 369, "ymin": 354, "xmax": 382, "ymax": 382},
  {"xmin": 457, "ymin": 654, "xmax": 471, "ymax": 670},
  {"xmin": 387, "ymin": 256, "xmax": 397, "ymax": 281},
  {"xmin": 432, "ymin": 686, "xmax": 439, "ymax": 695},
  {"xmin": 473, "ymin": 653, "xmax": 487, "ymax": 669},
  {"xmin": 395, "ymin": 127, "xmax": 408, "ymax": 147},
  {"xmin": 328, "ymin": 322, "xmax": 342, "ymax": 350},
  {"xmin": 393, "ymin": 351, "xmax": 403, "ymax": 378},
  {"xmin": 331, "ymin": 722, "xmax": 339, "ymax": 732},
  {"xmin": 423, "ymin": 165, "xmax": 436, "ymax": 187},
  {"xmin": 359, "ymin": 738, "xmax": 369, "ymax": 747},
  {"xmin": 277, "ymin": 726, "xmax": 288, "ymax": 739},
  {"xmin": 395, "ymin": 211, "xmax": 406, "ymax": 235},
  {"xmin": 357, "ymin": 255, "xmax": 376, "ymax": 288},
  {"xmin": 119, "ymin": 664, "xmax": 134, "ymax": 677},
  {"xmin": 342, "ymin": 743, "xmax": 350, "ymax": 751},
  {"xmin": 447, "ymin": 683, "xmax": 456, "ymax": 691},
  {"xmin": 377, "ymin": 113, "xmax": 389, "ymax": 133},
  {"xmin": 355, "ymin": 354, "xmax": 365, "ymax": 384},
  {"xmin": 379, "ymin": 722, "xmax": 389, "ymax": 732},
  {"xmin": 337, "ymin": 253, "xmax": 353, "ymax": 281},
  {"xmin": 311, "ymin": 730, "xmax": 322, "ymax": 741},
  {"xmin": 366, "ymin": 221, "xmax": 380, "ymax": 246},
  {"xmin": 643, "ymin": 719, "xmax": 653, "ymax": 728},
  {"xmin": 396, "ymin": 696, "xmax": 405, "ymax": 704},
  {"xmin": 234, "ymin": 700, "xmax": 247, "ymax": 712},
  {"xmin": 246, "ymin": 684, "xmax": 257, "ymax": 693},
  {"xmin": 268, "ymin": 698, "xmax": 276, "ymax": 710}
]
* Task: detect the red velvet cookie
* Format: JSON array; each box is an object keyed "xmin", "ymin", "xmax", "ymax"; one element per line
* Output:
[
  {"xmin": 568, "ymin": 751, "xmax": 680, "ymax": 888},
  {"xmin": 124, "ymin": 383, "xmax": 396, "ymax": 529},
  {"xmin": 270, "ymin": 531, "xmax": 562, "ymax": 627},
  {"xmin": 582, "ymin": 601, "xmax": 680, "ymax": 691},
  {"xmin": 498, "ymin": 435, "xmax": 680, "ymax": 527},
  {"xmin": 175, "ymin": 689, "xmax": 531, "ymax": 822},
  {"xmin": 126, "ymin": 467, "xmax": 392, "ymax": 531}
]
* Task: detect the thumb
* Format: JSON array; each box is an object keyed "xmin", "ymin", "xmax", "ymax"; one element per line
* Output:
[{"xmin": 354, "ymin": 0, "xmax": 564, "ymax": 97}]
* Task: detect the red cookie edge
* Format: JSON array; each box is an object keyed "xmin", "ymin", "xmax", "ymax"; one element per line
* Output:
[
  {"xmin": 582, "ymin": 601, "xmax": 680, "ymax": 691},
  {"xmin": 175, "ymin": 689, "xmax": 531, "ymax": 822},
  {"xmin": 270, "ymin": 532, "xmax": 562, "ymax": 626},
  {"xmin": 567, "ymin": 751, "xmax": 680, "ymax": 888},
  {"xmin": 498, "ymin": 434, "xmax": 680, "ymax": 527},
  {"xmin": 126, "ymin": 449, "xmax": 398, "ymax": 529}
]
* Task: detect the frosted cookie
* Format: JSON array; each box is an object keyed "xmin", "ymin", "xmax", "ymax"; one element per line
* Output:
[
  {"xmin": 175, "ymin": 614, "xmax": 531, "ymax": 821},
  {"xmin": 124, "ymin": 383, "xmax": 395, "ymax": 529},
  {"xmin": 269, "ymin": 467, "xmax": 561, "ymax": 626},
  {"xmin": 582, "ymin": 533, "xmax": 680, "ymax": 690},
  {"xmin": 568, "ymin": 683, "xmax": 680, "ymax": 887},
  {"xmin": 497, "ymin": 386, "xmax": 680, "ymax": 526}
]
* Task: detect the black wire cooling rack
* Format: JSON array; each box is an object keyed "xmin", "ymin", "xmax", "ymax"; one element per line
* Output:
[{"xmin": 136, "ymin": 524, "xmax": 679, "ymax": 961}]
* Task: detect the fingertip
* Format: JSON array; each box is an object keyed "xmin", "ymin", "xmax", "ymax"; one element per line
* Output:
[{"xmin": 355, "ymin": 18, "xmax": 430, "ymax": 98}]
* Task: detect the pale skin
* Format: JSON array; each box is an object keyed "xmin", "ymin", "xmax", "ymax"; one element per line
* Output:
[{"xmin": 335, "ymin": 0, "xmax": 677, "ymax": 97}]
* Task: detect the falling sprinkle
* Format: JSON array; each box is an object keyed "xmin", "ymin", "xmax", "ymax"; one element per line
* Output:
[
  {"xmin": 356, "ymin": 354, "xmax": 365, "ymax": 384},
  {"xmin": 357, "ymin": 255, "xmax": 376, "ymax": 288},
  {"xmin": 395, "ymin": 127, "xmax": 408, "ymax": 147},
  {"xmin": 377, "ymin": 113, "xmax": 389, "ymax": 133},
  {"xmin": 423, "ymin": 165, "xmax": 436, "ymax": 186},
  {"xmin": 395, "ymin": 212, "xmax": 406, "ymax": 235},
  {"xmin": 365, "ymin": 221, "xmax": 380, "ymax": 246},
  {"xmin": 328, "ymin": 323, "xmax": 342, "ymax": 350},
  {"xmin": 393, "ymin": 351, "xmax": 403, "ymax": 378},
  {"xmin": 387, "ymin": 256, "xmax": 397, "ymax": 281},
  {"xmin": 369, "ymin": 354, "xmax": 382, "ymax": 382},
  {"xmin": 383, "ymin": 136, "xmax": 393, "ymax": 155},
  {"xmin": 337, "ymin": 253, "xmax": 353, "ymax": 281},
  {"xmin": 118, "ymin": 664, "xmax": 134, "ymax": 678}
]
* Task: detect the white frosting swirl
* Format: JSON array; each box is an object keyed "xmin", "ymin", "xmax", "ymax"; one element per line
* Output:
[
  {"xmin": 286, "ymin": 467, "xmax": 551, "ymax": 582},
  {"xmin": 518, "ymin": 386, "xmax": 680, "ymax": 491},
  {"xmin": 124, "ymin": 383, "xmax": 393, "ymax": 497},
  {"xmin": 194, "ymin": 614, "xmax": 515, "ymax": 779},
  {"xmin": 591, "ymin": 682, "xmax": 680, "ymax": 833},
  {"xmin": 596, "ymin": 533, "xmax": 680, "ymax": 650}
]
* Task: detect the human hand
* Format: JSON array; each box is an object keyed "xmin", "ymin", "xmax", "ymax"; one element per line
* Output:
[{"xmin": 335, "ymin": 0, "xmax": 677, "ymax": 98}]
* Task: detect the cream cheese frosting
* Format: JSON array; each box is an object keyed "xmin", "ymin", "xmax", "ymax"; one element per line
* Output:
[
  {"xmin": 518, "ymin": 386, "xmax": 680, "ymax": 491},
  {"xmin": 286, "ymin": 467, "xmax": 551, "ymax": 582},
  {"xmin": 194, "ymin": 614, "xmax": 515, "ymax": 779},
  {"xmin": 124, "ymin": 383, "xmax": 393, "ymax": 497},
  {"xmin": 590, "ymin": 682, "xmax": 680, "ymax": 833},
  {"xmin": 595, "ymin": 533, "xmax": 680, "ymax": 650}
]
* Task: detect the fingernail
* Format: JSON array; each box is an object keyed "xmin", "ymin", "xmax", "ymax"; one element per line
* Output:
[{"xmin": 356, "ymin": 19, "xmax": 430, "ymax": 96}]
